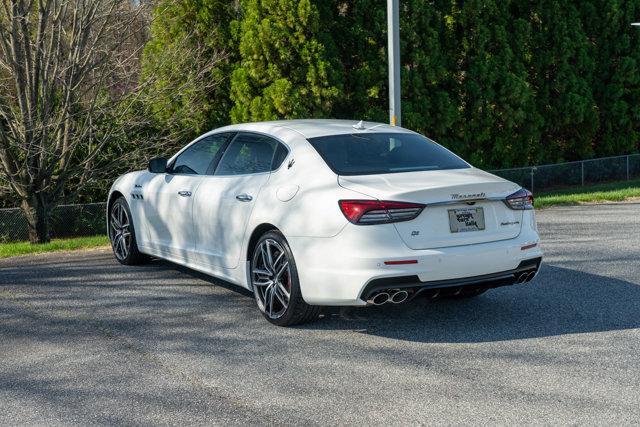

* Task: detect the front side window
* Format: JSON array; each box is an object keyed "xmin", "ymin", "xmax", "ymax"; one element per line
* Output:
[
  {"xmin": 214, "ymin": 133, "xmax": 280, "ymax": 176},
  {"xmin": 171, "ymin": 133, "xmax": 232, "ymax": 175},
  {"xmin": 308, "ymin": 132, "xmax": 470, "ymax": 176}
]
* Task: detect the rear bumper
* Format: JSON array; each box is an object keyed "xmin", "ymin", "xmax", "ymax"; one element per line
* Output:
[
  {"xmin": 360, "ymin": 257, "xmax": 542, "ymax": 302},
  {"xmin": 287, "ymin": 211, "xmax": 543, "ymax": 306}
]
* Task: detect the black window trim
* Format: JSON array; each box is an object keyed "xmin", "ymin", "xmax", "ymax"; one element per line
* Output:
[{"xmin": 270, "ymin": 140, "xmax": 291, "ymax": 171}]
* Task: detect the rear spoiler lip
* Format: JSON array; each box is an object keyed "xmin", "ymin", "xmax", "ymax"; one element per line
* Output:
[
  {"xmin": 337, "ymin": 176, "xmax": 521, "ymax": 207},
  {"xmin": 421, "ymin": 196, "xmax": 506, "ymax": 207}
]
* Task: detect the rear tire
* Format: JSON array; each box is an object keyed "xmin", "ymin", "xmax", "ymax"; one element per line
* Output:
[
  {"xmin": 108, "ymin": 197, "xmax": 148, "ymax": 265},
  {"xmin": 250, "ymin": 230, "xmax": 321, "ymax": 326}
]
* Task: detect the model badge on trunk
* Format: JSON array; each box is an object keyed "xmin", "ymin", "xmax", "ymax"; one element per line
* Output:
[{"xmin": 451, "ymin": 192, "xmax": 486, "ymax": 200}]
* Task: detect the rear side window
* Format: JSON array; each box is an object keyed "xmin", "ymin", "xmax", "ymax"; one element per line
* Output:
[
  {"xmin": 308, "ymin": 133, "xmax": 470, "ymax": 176},
  {"xmin": 215, "ymin": 133, "xmax": 279, "ymax": 176},
  {"xmin": 272, "ymin": 143, "xmax": 289, "ymax": 170}
]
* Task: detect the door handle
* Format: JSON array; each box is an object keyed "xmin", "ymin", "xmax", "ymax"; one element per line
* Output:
[
  {"xmin": 178, "ymin": 191, "xmax": 192, "ymax": 197},
  {"xmin": 235, "ymin": 194, "xmax": 253, "ymax": 202}
]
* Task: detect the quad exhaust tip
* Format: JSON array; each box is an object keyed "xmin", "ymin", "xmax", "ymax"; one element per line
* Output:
[
  {"xmin": 390, "ymin": 289, "xmax": 409, "ymax": 304},
  {"xmin": 367, "ymin": 270, "xmax": 537, "ymax": 305},
  {"xmin": 368, "ymin": 289, "xmax": 409, "ymax": 306},
  {"xmin": 516, "ymin": 271, "xmax": 536, "ymax": 284},
  {"xmin": 368, "ymin": 292, "xmax": 390, "ymax": 306}
]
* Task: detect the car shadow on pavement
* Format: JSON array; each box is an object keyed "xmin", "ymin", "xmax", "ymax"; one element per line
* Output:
[
  {"xmin": 297, "ymin": 265, "xmax": 640, "ymax": 343},
  {"xmin": 2, "ymin": 253, "xmax": 639, "ymax": 345},
  {"xmin": 166, "ymin": 260, "xmax": 640, "ymax": 344}
]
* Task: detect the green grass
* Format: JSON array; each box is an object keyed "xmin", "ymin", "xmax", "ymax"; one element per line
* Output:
[
  {"xmin": 0, "ymin": 235, "xmax": 110, "ymax": 259},
  {"xmin": 536, "ymin": 179, "xmax": 640, "ymax": 208},
  {"xmin": 1, "ymin": 181, "xmax": 638, "ymax": 257}
]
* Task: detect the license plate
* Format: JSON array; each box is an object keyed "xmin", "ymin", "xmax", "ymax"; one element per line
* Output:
[{"xmin": 448, "ymin": 207, "xmax": 485, "ymax": 233}]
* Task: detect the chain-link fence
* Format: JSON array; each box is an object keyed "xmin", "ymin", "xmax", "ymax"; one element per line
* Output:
[
  {"xmin": 490, "ymin": 154, "xmax": 640, "ymax": 193},
  {"xmin": 1, "ymin": 153, "xmax": 639, "ymax": 243},
  {"xmin": 0, "ymin": 202, "xmax": 106, "ymax": 243}
]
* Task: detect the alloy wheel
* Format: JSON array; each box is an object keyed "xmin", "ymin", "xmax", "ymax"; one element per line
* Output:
[
  {"xmin": 109, "ymin": 202, "xmax": 131, "ymax": 261},
  {"xmin": 251, "ymin": 238, "xmax": 292, "ymax": 319}
]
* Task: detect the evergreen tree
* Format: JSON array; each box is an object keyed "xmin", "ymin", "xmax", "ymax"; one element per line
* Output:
[
  {"xmin": 325, "ymin": 0, "xmax": 460, "ymax": 143},
  {"xmin": 141, "ymin": 0, "xmax": 239, "ymax": 137},
  {"xmin": 523, "ymin": 0, "xmax": 598, "ymax": 162},
  {"xmin": 401, "ymin": 0, "xmax": 460, "ymax": 148},
  {"xmin": 230, "ymin": 0, "xmax": 341, "ymax": 122},
  {"xmin": 138, "ymin": 0, "xmax": 640, "ymax": 169},
  {"xmin": 579, "ymin": 0, "xmax": 640, "ymax": 156},
  {"xmin": 453, "ymin": 0, "xmax": 542, "ymax": 168},
  {"xmin": 323, "ymin": 0, "xmax": 388, "ymax": 122}
]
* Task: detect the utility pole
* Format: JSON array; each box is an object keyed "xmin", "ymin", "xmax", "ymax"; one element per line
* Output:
[{"xmin": 387, "ymin": 0, "xmax": 401, "ymax": 126}]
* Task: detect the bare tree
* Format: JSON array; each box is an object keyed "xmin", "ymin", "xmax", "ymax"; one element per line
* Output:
[{"xmin": 0, "ymin": 0, "xmax": 148, "ymax": 243}]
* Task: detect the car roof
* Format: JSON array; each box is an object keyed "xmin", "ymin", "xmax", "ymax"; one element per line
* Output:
[{"xmin": 214, "ymin": 119, "xmax": 415, "ymax": 139}]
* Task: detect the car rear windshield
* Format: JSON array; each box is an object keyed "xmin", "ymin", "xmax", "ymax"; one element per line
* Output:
[{"xmin": 308, "ymin": 132, "xmax": 470, "ymax": 176}]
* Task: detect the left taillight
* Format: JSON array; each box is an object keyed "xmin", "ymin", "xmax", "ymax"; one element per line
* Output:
[
  {"xmin": 504, "ymin": 188, "xmax": 534, "ymax": 210},
  {"xmin": 338, "ymin": 200, "xmax": 426, "ymax": 225}
]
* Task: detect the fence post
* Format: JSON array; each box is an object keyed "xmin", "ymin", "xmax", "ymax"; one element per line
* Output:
[
  {"xmin": 627, "ymin": 155, "xmax": 630, "ymax": 181},
  {"xmin": 581, "ymin": 161, "xmax": 584, "ymax": 186},
  {"xmin": 530, "ymin": 167, "xmax": 535, "ymax": 193}
]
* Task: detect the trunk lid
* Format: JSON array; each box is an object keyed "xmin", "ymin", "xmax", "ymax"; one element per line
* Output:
[{"xmin": 338, "ymin": 168, "xmax": 523, "ymax": 249}]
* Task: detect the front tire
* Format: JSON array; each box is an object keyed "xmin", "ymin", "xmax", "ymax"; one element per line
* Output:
[
  {"xmin": 108, "ymin": 197, "xmax": 148, "ymax": 265},
  {"xmin": 250, "ymin": 231, "xmax": 320, "ymax": 326}
]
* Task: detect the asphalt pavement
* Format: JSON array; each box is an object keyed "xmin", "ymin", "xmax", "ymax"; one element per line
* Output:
[{"xmin": 1, "ymin": 203, "xmax": 639, "ymax": 425}]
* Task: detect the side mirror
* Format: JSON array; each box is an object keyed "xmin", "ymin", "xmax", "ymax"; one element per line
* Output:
[{"xmin": 148, "ymin": 157, "xmax": 168, "ymax": 173}]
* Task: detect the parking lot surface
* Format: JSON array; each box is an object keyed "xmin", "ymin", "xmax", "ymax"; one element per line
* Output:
[{"xmin": 1, "ymin": 204, "xmax": 639, "ymax": 425}]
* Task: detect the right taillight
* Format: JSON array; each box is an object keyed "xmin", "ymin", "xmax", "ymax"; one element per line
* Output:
[
  {"xmin": 504, "ymin": 189, "xmax": 534, "ymax": 210},
  {"xmin": 338, "ymin": 200, "xmax": 425, "ymax": 225}
]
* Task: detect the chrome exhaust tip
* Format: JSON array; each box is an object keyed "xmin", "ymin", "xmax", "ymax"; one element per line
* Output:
[
  {"xmin": 516, "ymin": 271, "xmax": 535, "ymax": 284},
  {"xmin": 390, "ymin": 290, "xmax": 409, "ymax": 304},
  {"xmin": 368, "ymin": 292, "xmax": 390, "ymax": 306}
]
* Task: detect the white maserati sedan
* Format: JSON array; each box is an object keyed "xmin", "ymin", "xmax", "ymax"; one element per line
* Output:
[{"xmin": 107, "ymin": 119, "xmax": 543, "ymax": 325}]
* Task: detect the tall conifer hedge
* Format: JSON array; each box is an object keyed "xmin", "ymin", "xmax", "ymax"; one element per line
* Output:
[{"xmin": 141, "ymin": 0, "xmax": 640, "ymax": 168}]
